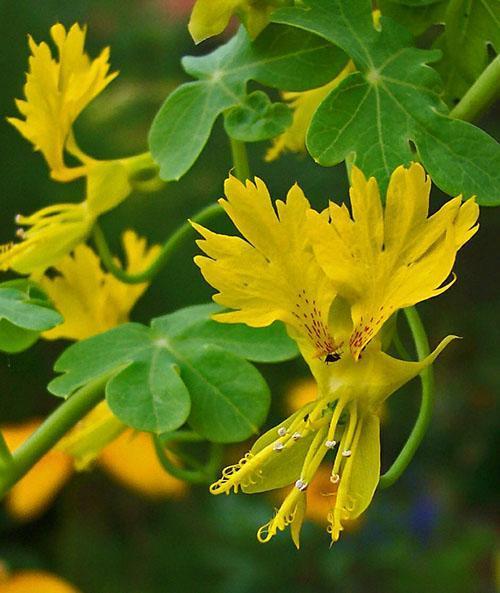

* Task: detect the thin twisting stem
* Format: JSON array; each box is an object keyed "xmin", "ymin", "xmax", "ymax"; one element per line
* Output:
[
  {"xmin": 152, "ymin": 435, "xmax": 223, "ymax": 485},
  {"xmin": 0, "ymin": 374, "xmax": 110, "ymax": 498},
  {"xmin": 379, "ymin": 306, "xmax": 433, "ymax": 489},
  {"xmin": 92, "ymin": 202, "xmax": 222, "ymax": 285}
]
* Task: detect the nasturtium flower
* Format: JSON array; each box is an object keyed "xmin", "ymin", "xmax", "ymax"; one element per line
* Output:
[
  {"xmin": 193, "ymin": 165, "xmax": 477, "ymax": 546},
  {"xmin": 266, "ymin": 62, "xmax": 355, "ymax": 162},
  {"xmin": 188, "ymin": 0, "xmax": 288, "ymax": 44},
  {"xmin": 7, "ymin": 23, "xmax": 117, "ymax": 182},
  {"xmin": 37, "ymin": 230, "xmax": 160, "ymax": 340},
  {"xmin": 0, "ymin": 202, "xmax": 94, "ymax": 275},
  {"xmin": 307, "ymin": 163, "xmax": 479, "ymax": 359},
  {"xmin": 7, "ymin": 23, "xmax": 159, "ymax": 217},
  {"xmin": 0, "ymin": 569, "xmax": 82, "ymax": 593}
]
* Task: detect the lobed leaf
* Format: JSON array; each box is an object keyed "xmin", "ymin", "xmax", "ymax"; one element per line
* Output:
[
  {"xmin": 0, "ymin": 281, "xmax": 62, "ymax": 353},
  {"xmin": 273, "ymin": 0, "xmax": 500, "ymax": 205},
  {"xmin": 149, "ymin": 24, "xmax": 346, "ymax": 181},
  {"xmin": 49, "ymin": 304, "xmax": 298, "ymax": 441}
]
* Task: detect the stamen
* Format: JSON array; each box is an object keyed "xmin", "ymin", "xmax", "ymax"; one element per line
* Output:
[
  {"xmin": 277, "ymin": 426, "xmax": 287, "ymax": 437},
  {"xmin": 295, "ymin": 479, "xmax": 308, "ymax": 491},
  {"xmin": 325, "ymin": 439, "xmax": 337, "ymax": 449}
]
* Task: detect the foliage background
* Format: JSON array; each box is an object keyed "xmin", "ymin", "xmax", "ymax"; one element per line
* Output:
[{"xmin": 0, "ymin": 1, "xmax": 498, "ymax": 591}]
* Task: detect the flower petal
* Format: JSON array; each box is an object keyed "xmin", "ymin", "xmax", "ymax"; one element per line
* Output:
[
  {"xmin": 309, "ymin": 163, "xmax": 479, "ymax": 358},
  {"xmin": 193, "ymin": 176, "xmax": 337, "ymax": 356}
]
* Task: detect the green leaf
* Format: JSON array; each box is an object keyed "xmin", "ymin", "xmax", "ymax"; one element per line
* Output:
[
  {"xmin": 151, "ymin": 303, "xmax": 299, "ymax": 363},
  {"xmin": 224, "ymin": 91, "xmax": 292, "ymax": 142},
  {"xmin": 0, "ymin": 320, "xmax": 39, "ymax": 354},
  {"xmin": 0, "ymin": 282, "xmax": 62, "ymax": 353},
  {"xmin": 49, "ymin": 304, "xmax": 297, "ymax": 441},
  {"xmin": 389, "ymin": 0, "xmax": 444, "ymax": 5},
  {"xmin": 378, "ymin": 0, "xmax": 448, "ymax": 36},
  {"xmin": 0, "ymin": 285, "xmax": 62, "ymax": 331},
  {"xmin": 149, "ymin": 24, "xmax": 346, "ymax": 181},
  {"xmin": 107, "ymin": 352, "xmax": 191, "ymax": 434},
  {"xmin": 273, "ymin": 0, "xmax": 500, "ymax": 204},
  {"xmin": 446, "ymin": 0, "xmax": 500, "ymax": 83},
  {"xmin": 175, "ymin": 344, "xmax": 270, "ymax": 443}
]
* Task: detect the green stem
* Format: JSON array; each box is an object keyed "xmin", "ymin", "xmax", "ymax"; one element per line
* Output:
[
  {"xmin": 450, "ymin": 55, "xmax": 500, "ymax": 122},
  {"xmin": 0, "ymin": 432, "xmax": 12, "ymax": 467},
  {"xmin": 229, "ymin": 137, "xmax": 250, "ymax": 181},
  {"xmin": 93, "ymin": 202, "xmax": 222, "ymax": 285},
  {"xmin": 152, "ymin": 435, "xmax": 223, "ymax": 485},
  {"xmin": 379, "ymin": 306, "xmax": 433, "ymax": 489},
  {"xmin": 0, "ymin": 375, "xmax": 109, "ymax": 498}
]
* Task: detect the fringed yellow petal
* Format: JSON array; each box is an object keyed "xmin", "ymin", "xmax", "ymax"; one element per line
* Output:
[
  {"xmin": 7, "ymin": 23, "xmax": 117, "ymax": 181},
  {"xmin": 2, "ymin": 420, "xmax": 72, "ymax": 521},
  {"xmin": 309, "ymin": 163, "xmax": 479, "ymax": 358},
  {"xmin": 38, "ymin": 230, "xmax": 159, "ymax": 340},
  {"xmin": 0, "ymin": 570, "xmax": 82, "ymax": 593},
  {"xmin": 98, "ymin": 430, "xmax": 187, "ymax": 498},
  {"xmin": 193, "ymin": 176, "xmax": 337, "ymax": 358},
  {"xmin": 266, "ymin": 62, "xmax": 355, "ymax": 161}
]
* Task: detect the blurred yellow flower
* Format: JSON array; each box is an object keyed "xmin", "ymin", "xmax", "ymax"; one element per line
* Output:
[
  {"xmin": 7, "ymin": 23, "xmax": 117, "ymax": 182},
  {"xmin": 0, "ymin": 569, "xmax": 82, "ymax": 593},
  {"xmin": 37, "ymin": 230, "xmax": 160, "ymax": 340},
  {"xmin": 266, "ymin": 62, "xmax": 355, "ymax": 161},
  {"xmin": 193, "ymin": 165, "xmax": 476, "ymax": 546},
  {"xmin": 2, "ymin": 414, "xmax": 186, "ymax": 522},
  {"xmin": 2, "ymin": 231, "xmax": 184, "ymax": 520},
  {"xmin": 2, "ymin": 420, "xmax": 73, "ymax": 521},
  {"xmin": 189, "ymin": 0, "xmax": 286, "ymax": 43}
]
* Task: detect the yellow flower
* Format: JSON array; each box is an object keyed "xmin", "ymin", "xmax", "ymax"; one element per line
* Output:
[
  {"xmin": 307, "ymin": 163, "xmax": 479, "ymax": 359},
  {"xmin": 2, "ymin": 414, "xmax": 186, "ymax": 522},
  {"xmin": 188, "ymin": 0, "xmax": 286, "ymax": 44},
  {"xmin": 0, "ymin": 568, "xmax": 82, "ymax": 593},
  {"xmin": 2, "ymin": 232, "xmax": 184, "ymax": 520},
  {"xmin": 37, "ymin": 230, "xmax": 160, "ymax": 340},
  {"xmin": 7, "ymin": 23, "xmax": 117, "ymax": 182},
  {"xmin": 193, "ymin": 166, "xmax": 477, "ymax": 546},
  {"xmin": 2, "ymin": 420, "xmax": 73, "ymax": 521},
  {"xmin": 0, "ymin": 202, "xmax": 94, "ymax": 275},
  {"xmin": 266, "ymin": 62, "xmax": 355, "ymax": 161}
]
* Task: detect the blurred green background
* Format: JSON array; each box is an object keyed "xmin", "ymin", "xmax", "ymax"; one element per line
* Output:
[{"xmin": 0, "ymin": 1, "xmax": 498, "ymax": 591}]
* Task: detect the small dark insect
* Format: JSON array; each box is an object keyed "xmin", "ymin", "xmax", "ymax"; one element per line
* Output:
[{"xmin": 324, "ymin": 351, "xmax": 341, "ymax": 364}]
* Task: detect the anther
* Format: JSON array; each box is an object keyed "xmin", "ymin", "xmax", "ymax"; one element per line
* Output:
[
  {"xmin": 342, "ymin": 450, "xmax": 352, "ymax": 458},
  {"xmin": 277, "ymin": 426, "xmax": 287, "ymax": 437},
  {"xmin": 292, "ymin": 432, "xmax": 302, "ymax": 440},
  {"xmin": 14, "ymin": 214, "xmax": 22, "ymax": 223},
  {"xmin": 324, "ymin": 440, "xmax": 337, "ymax": 449},
  {"xmin": 273, "ymin": 441, "xmax": 284, "ymax": 452},
  {"xmin": 15, "ymin": 229, "xmax": 25, "ymax": 239},
  {"xmin": 295, "ymin": 479, "xmax": 308, "ymax": 491},
  {"xmin": 330, "ymin": 473, "xmax": 340, "ymax": 484}
]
